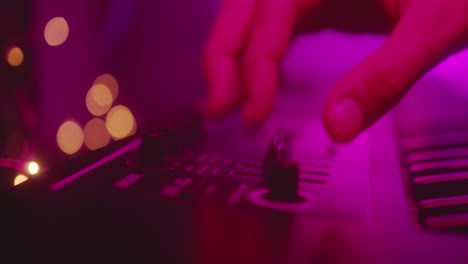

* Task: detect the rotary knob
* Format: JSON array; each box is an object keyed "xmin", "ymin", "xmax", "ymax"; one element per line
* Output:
[
  {"xmin": 265, "ymin": 129, "xmax": 292, "ymax": 165},
  {"xmin": 264, "ymin": 159, "xmax": 300, "ymax": 202}
]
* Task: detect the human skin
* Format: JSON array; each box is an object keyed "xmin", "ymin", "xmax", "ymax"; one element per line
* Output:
[{"xmin": 203, "ymin": 0, "xmax": 468, "ymax": 142}]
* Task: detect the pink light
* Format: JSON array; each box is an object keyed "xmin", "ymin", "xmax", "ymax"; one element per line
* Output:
[{"xmin": 50, "ymin": 137, "xmax": 140, "ymax": 191}]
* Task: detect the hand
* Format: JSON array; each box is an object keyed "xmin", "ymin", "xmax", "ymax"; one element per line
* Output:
[{"xmin": 203, "ymin": 0, "xmax": 468, "ymax": 142}]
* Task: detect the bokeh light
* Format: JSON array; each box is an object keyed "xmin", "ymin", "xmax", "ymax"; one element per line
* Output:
[
  {"xmin": 44, "ymin": 17, "xmax": 69, "ymax": 46},
  {"xmin": 84, "ymin": 118, "xmax": 111, "ymax": 150},
  {"xmin": 86, "ymin": 84, "xmax": 113, "ymax": 116},
  {"xmin": 14, "ymin": 174, "xmax": 28, "ymax": 186},
  {"xmin": 27, "ymin": 161, "xmax": 40, "ymax": 175},
  {"xmin": 93, "ymin": 74, "xmax": 119, "ymax": 101},
  {"xmin": 6, "ymin": 46, "xmax": 24, "ymax": 67},
  {"xmin": 56, "ymin": 120, "xmax": 84, "ymax": 155},
  {"xmin": 105, "ymin": 105, "xmax": 136, "ymax": 140}
]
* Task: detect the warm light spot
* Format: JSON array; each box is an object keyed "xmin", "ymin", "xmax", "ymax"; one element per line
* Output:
[
  {"xmin": 44, "ymin": 17, "xmax": 69, "ymax": 46},
  {"xmin": 106, "ymin": 105, "xmax": 136, "ymax": 140},
  {"xmin": 14, "ymin": 174, "xmax": 28, "ymax": 186},
  {"xmin": 93, "ymin": 74, "xmax": 119, "ymax": 101},
  {"xmin": 27, "ymin": 161, "xmax": 40, "ymax": 175},
  {"xmin": 86, "ymin": 84, "xmax": 113, "ymax": 116},
  {"xmin": 6, "ymin": 46, "xmax": 24, "ymax": 67},
  {"xmin": 84, "ymin": 118, "xmax": 111, "ymax": 150},
  {"xmin": 57, "ymin": 120, "xmax": 84, "ymax": 155}
]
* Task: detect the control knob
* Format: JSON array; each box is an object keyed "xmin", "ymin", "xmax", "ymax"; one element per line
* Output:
[{"xmin": 264, "ymin": 159, "xmax": 300, "ymax": 202}]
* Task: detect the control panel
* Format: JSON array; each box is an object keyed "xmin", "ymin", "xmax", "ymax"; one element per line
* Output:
[{"xmin": 5, "ymin": 113, "xmax": 468, "ymax": 264}]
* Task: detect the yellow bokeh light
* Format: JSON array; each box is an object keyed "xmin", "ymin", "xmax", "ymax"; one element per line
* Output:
[
  {"xmin": 6, "ymin": 46, "xmax": 24, "ymax": 67},
  {"xmin": 86, "ymin": 84, "xmax": 113, "ymax": 116},
  {"xmin": 44, "ymin": 17, "xmax": 69, "ymax": 46},
  {"xmin": 56, "ymin": 120, "xmax": 84, "ymax": 155},
  {"xmin": 14, "ymin": 174, "xmax": 28, "ymax": 186},
  {"xmin": 27, "ymin": 161, "xmax": 40, "ymax": 175},
  {"xmin": 93, "ymin": 74, "xmax": 119, "ymax": 101},
  {"xmin": 84, "ymin": 118, "xmax": 111, "ymax": 150},
  {"xmin": 106, "ymin": 105, "xmax": 136, "ymax": 140}
]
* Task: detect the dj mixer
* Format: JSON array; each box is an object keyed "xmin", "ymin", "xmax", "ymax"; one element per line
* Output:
[
  {"xmin": 3, "ymin": 111, "xmax": 347, "ymax": 263},
  {"xmin": 1, "ymin": 1, "xmax": 468, "ymax": 262},
  {"xmin": 4, "ymin": 105, "xmax": 468, "ymax": 264}
]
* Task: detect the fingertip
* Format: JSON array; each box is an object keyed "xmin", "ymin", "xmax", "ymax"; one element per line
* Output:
[
  {"xmin": 203, "ymin": 58, "xmax": 242, "ymax": 120},
  {"xmin": 323, "ymin": 96, "xmax": 367, "ymax": 143}
]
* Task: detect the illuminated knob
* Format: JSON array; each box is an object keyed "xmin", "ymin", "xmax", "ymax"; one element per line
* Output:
[
  {"xmin": 140, "ymin": 128, "xmax": 175, "ymax": 168},
  {"xmin": 265, "ymin": 159, "xmax": 300, "ymax": 202}
]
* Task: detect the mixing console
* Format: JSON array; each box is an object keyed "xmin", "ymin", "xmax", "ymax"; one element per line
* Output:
[{"xmin": 4, "ymin": 112, "xmax": 468, "ymax": 264}]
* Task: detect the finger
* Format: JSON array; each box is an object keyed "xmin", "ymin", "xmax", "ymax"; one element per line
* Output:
[
  {"xmin": 242, "ymin": 0, "xmax": 320, "ymax": 127},
  {"xmin": 203, "ymin": 0, "xmax": 257, "ymax": 118},
  {"xmin": 322, "ymin": 0, "xmax": 466, "ymax": 142}
]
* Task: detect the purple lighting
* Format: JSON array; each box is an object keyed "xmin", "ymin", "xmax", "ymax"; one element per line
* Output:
[{"xmin": 50, "ymin": 137, "xmax": 140, "ymax": 191}]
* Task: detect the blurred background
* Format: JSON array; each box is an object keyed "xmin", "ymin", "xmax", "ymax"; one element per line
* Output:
[{"xmin": 0, "ymin": 0, "xmax": 219, "ymax": 167}]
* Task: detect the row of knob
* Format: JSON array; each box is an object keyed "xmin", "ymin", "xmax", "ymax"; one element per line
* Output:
[
  {"xmin": 264, "ymin": 129, "xmax": 301, "ymax": 202},
  {"xmin": 139, "ymin": 117, "xmax": 301, "ymax": 202}
]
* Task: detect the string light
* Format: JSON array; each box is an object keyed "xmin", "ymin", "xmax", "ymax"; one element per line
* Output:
[
  {"xmin": 6, "ymin": 46, "xmax": 24, "ymax": 67},
  {"xmin": 27, "ymin": 161, "xmax": 40, "ymax": 175},
  {"xmin": 57, "ymin": 120, "xmax": 84, "ymax": 155},
  {"xmin": 86, "ymin": 84, "xmax": 113, "ymax": 116},
  {"xmin": 14, "ymin": 175, "xmax": 28, "ymax": 186},
  {"xmin": 93, "ymin": 74, "xmax": 119, "ymax": 101},
  {"xmin": 84, "ymin": 118, "xmax": 111, "ymax": 150},
  {"xmin": 106, "ymin": 105, "xmax": 136, "ymax": 140},
  {"xmin": 44, "ymin": 17, "xmax": 69, "ymax": 46}
]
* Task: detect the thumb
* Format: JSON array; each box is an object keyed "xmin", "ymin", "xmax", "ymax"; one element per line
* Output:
[{"xmin": 322, "ymin": 1, "xmax": 465, "ymax": 142}]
